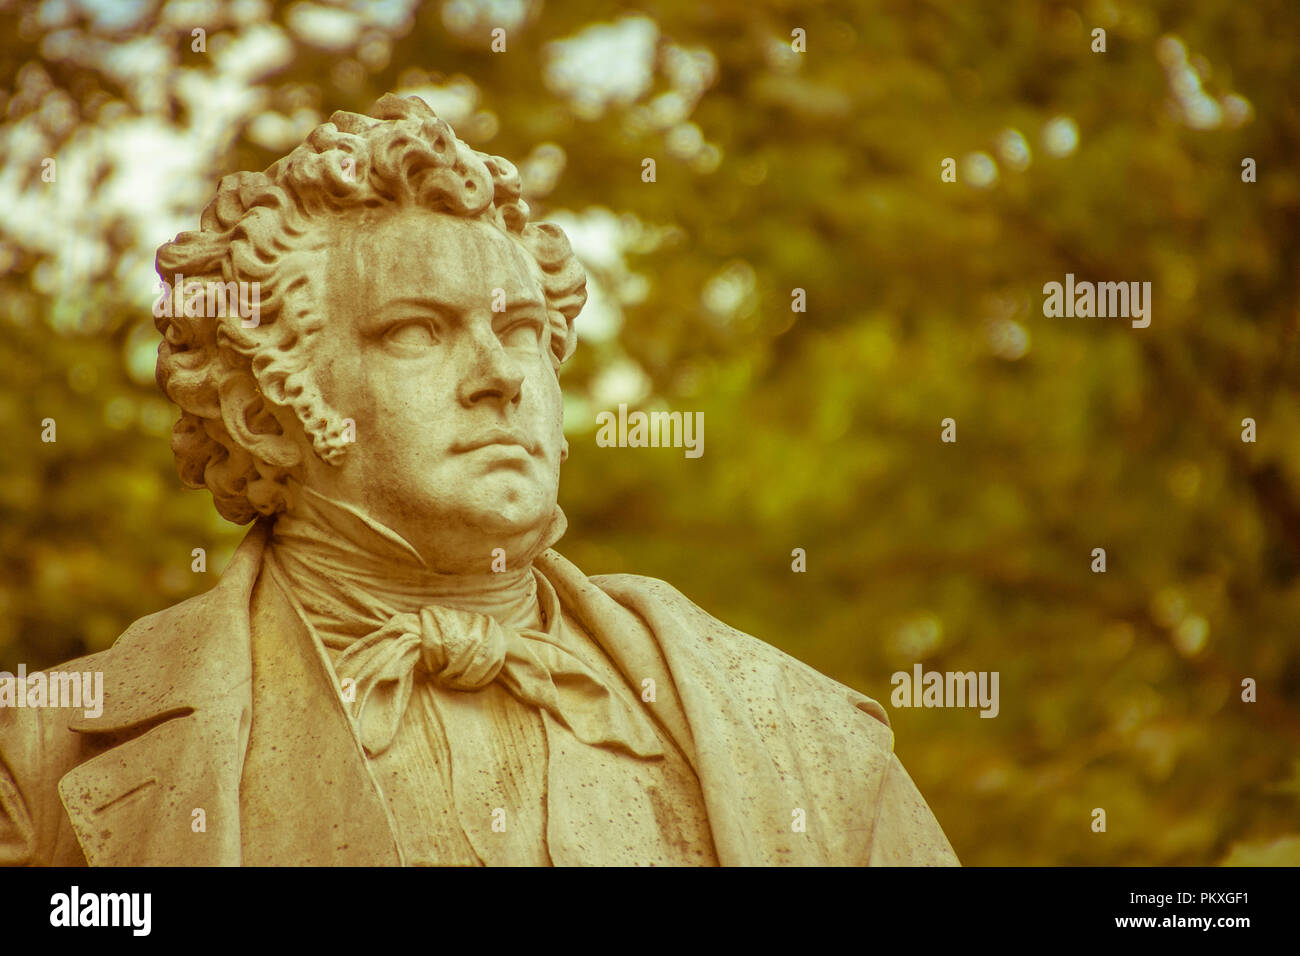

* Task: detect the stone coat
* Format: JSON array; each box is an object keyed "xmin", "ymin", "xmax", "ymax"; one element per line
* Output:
[{"xmin": 0, "ymin": 521, "xmax": 958, "ymax": 866}]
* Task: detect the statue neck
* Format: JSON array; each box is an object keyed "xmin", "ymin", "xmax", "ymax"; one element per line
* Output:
[{"xmin": 269, "ymin": 485, "xmax": 542, "ymax": 631}]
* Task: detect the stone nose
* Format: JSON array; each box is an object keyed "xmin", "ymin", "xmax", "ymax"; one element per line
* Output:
[{"xmin": 456, "ymin": 321, "xmax": 525, "ymax": 409}]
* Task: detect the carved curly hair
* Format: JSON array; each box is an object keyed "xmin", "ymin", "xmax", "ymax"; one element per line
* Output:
[{"xmin": 154, "ymin": 94, "xmax": 587, "ymax": 524}]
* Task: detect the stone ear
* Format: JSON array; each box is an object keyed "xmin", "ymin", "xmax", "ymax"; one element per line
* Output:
[{"xmin": 218, "ymin": 373, "xmax": 303, "ymax": 469}]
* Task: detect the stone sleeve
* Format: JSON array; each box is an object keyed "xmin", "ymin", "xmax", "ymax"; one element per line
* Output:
[
  {"xmin": 0, "ymin": 705, "xmax": 41, "ymax": 866},
  {"xmin": 865, "ymin": 752, "xmax": 960, "ymax": 866}
]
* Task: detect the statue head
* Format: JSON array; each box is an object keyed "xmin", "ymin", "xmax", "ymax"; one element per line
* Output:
[{"xmin": 154, "ymin": 94, "xmax": 586, "ymax": 573}]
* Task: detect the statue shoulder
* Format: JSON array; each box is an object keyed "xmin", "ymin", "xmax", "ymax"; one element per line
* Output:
[
  {"xmin": 0, "ymin": 540, "xmax": 264, "ymax": 865},
  {"xmin": 98, "ymin": 520, "xmax": 270, "ymax": 666},
  {"xmin": 587, "ymin": 569, "xmax": 893, "ymax": 736},
  {"xmin": 0, "ymin": 585, "xmax": 218, "ymax": 776}
]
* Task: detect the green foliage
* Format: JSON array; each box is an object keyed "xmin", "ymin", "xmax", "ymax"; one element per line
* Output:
[{"xmin": 1, "ymin": 0, "xmax": 1297, "ymax": 865}]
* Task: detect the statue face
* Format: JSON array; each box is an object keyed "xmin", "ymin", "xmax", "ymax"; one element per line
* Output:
[{"xmin": 294, "ymin": 208, "xmax": 565, "ymax": 573}]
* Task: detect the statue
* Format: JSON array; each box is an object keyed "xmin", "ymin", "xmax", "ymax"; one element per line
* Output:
[{"xmin": 0, "ymin": 95, "xmax": 958, "ymax": 866}]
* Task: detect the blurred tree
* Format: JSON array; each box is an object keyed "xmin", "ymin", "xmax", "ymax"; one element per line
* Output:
[{"xmin": 1, "ymin": 0, "xmax": 1297, "ymax": 865}]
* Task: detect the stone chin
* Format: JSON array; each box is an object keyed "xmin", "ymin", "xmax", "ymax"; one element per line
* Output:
[
  {"xmin": 387, "ymin": 471, "xmax": 561, "ymax": 570},
  {"xmin": 458, "ymin": 477, "xmax": 556, "ymax": 537}
]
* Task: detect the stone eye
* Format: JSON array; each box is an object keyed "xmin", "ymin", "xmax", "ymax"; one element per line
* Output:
[
  {"xmin": 384, "ymin": 321, "xmax": 438, "ymax": 348},
  {"xmin": 500, "ymin": 315, "xmax": 544, "ymax": 349}
]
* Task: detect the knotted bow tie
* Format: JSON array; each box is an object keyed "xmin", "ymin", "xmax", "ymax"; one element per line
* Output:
[{"xmin": 335, "ymin": 602, "xmax": 665, "ymax": 759}]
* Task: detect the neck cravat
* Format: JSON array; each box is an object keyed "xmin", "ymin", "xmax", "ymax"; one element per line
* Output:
[
  {"xmin": 267, "ymin": 486, "xmax": 664, "ymax": 762},
  {"xmin": 334, "ymin": 600, "xmax": 664, "ymax": 758}
]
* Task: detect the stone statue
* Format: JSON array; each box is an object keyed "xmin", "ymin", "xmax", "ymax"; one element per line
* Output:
[{"xmin": 0, "ymin": 94, "xmax": 958, "ymax": 866}]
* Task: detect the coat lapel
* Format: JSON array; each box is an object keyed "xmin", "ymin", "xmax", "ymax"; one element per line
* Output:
[
  {"xmin": 540, "ymin": 550, "xmax": 889, "ymax": 865},
  {"xmin": 237, "ymin": 550, "xmax": 400, "ymax": 865},
  {"xmin": 535, "ymin": 551, "xmax": 700, "ymax": 769},
  {"xmin": 57, "ymin": 711, "xmax": 246, "ymax": 866},
  {"xmin": 58, "ymin": 519, "xmax": 398, "ymax": 866},
  {"xmin": 57, "ymin": 521, "xmax": 269, "ymax": 865}
]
